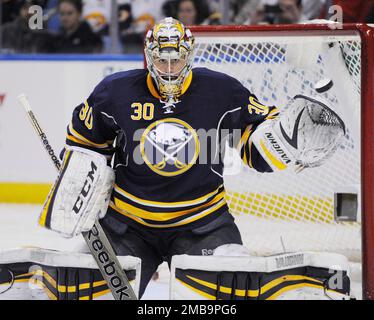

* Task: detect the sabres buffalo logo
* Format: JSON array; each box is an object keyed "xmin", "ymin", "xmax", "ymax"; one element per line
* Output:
[{"xmin": 140, "ymin": 118, "xmax": 200, "ymax": 176}]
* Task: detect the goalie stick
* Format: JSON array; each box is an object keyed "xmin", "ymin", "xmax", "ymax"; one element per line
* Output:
[{"xmin": 17, "ymin": 94, "xmax": 137, "ymax": 301}]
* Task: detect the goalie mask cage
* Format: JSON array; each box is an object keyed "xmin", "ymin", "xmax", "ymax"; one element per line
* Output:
[{"xmin": 186, "ymin": 24, "xmax": 374, "ymax": 300}]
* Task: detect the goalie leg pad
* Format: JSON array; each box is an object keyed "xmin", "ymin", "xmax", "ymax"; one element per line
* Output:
[
  {"xmin": 40, "ymin": 147, "xmax": 115, "ymax": 237},
  {"xmin": 0, "ymin": 247, "xmax": 141, "ymax": 300},
  {"xmin": 170, "ymin": 251, "xmax": 351, "ymax": 300}
]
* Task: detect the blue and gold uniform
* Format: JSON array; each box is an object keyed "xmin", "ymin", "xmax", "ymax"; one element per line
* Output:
[
  {"xmin": 37, "ymin": 17, "xmax": 344, "ymax": 300},
  {"xmin": 66, "ymin": 68, "xmax": 278, "ymax": 231}
]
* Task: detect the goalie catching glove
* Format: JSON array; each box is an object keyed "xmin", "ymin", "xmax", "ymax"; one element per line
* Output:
[
  {"xmin": 39, "ymin": 147, "xmax": 115, "ymax": 237},
  {"xmin": 250, "ymin": 94, "xmax": 346, "ymax": 171}
]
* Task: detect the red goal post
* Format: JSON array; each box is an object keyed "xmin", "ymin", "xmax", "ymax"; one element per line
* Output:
[{"xmin": 187, "ymin": 23, "xmax": 374, "ymax": 300}]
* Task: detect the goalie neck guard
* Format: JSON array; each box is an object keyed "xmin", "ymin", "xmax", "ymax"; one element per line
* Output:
[{"xmin": 144, "ymin": 17, "xmax": 195, "ymax": 104}]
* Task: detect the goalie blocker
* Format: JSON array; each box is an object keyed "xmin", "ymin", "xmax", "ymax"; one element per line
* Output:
[
  {"xmin": 170, "ymin": 247, "xmax": 352, "ymax": 300},
  {"xmin": 39, "ymin": 147, "xmax": 115, "ymax": 237}
]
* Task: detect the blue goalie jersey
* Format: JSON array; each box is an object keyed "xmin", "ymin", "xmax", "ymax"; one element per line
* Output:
[{"xmin": 66, "ymin": 68, "xmax": 278, "ymax": 230}]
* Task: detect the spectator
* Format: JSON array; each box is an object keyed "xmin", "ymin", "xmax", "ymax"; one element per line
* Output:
[
  {"xmin": 162, "ymin": 0, "xmax": 178, "ymax": 17},
  {"xmin": 47, "ymin": 0, "xmax": 103, "ymax": 53},
  {"xmin": 233, "ymin": 0, "xmax": 261, "ymax": 24},
  {"xmin": 82, "ymin": 0, "xmax": 111, "ymax": 34},
  {"xmin": 44, "ymin": 0, "xmax": 114, "ymax": 36},
  {"xmin": 162, "ymin": 0, "xmax": 217, "ymax": 25},
  {"xmin": 119, "ymin": 0, "xmax": 168, "ymax": 53},
  {"xmin": 175, "ymin": 0, "xmax": 210, "ymax": 26},
  {"xmin": 118, "ymin": 2, "xmax": 132, "ymax": 32},
  {"xmin": 250, "ymin": 0, "xmax": 303, "ymax": 25},
  {"xmin": 228, "ymin": 0, "xmax": 324, "ymax": 25},
  {"xmin": 1, "ymin": 0, "xmax": 48, "ymax": 52},
  {"xmin": 44, "ymin": 0, "xmax": 61, "ymax": 32},
  {"xmin": 301, "ymin": 0, "xmax": 325, "ymax": 20}
]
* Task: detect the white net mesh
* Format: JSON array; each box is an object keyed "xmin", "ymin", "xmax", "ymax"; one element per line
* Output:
[{"xmin": 193, "ymin": 30, "xmax": 361, "ymax": 261}]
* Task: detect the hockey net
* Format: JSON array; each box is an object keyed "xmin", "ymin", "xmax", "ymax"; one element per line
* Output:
[{"xmin": 191, "ymin": 25, "xmax": 367, "ymax": 263}]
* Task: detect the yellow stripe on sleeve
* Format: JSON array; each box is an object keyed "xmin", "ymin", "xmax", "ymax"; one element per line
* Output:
[{"xmin": 68, "ymin": 122, "xmax": 110, "ymax": 149}]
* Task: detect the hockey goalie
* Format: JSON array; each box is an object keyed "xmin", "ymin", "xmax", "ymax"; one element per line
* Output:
[{"xmin": 0, "ymin": 18, "xmax": 352, "ymax": 300}]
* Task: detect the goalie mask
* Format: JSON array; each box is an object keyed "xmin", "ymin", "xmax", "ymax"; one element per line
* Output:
[{"xmin": 144, "ymin": 17, "xmax": 195, "ymax": 103}]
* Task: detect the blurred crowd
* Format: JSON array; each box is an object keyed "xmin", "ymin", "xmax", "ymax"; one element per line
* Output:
[{"xmin": 1, "ymin": 0, "xmax": 373, "ymax": 54}]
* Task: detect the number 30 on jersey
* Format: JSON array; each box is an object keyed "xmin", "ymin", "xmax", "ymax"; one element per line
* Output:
[
  {"xmin": 248, "ymin": 96, "xmax": 269, "ymax": 116},
  {"xmin": 79, "ymin": 101, "xmax": 93, "ymax": 129},
  {"xmin": 131, "ymin": 103, "xmax": 155, "ymax": 121}
]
